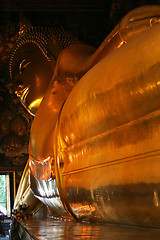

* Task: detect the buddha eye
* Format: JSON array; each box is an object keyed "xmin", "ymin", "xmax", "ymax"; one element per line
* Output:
[{"xmin": 19, "ymin": 59, "xmax": 31, "ymax": 76}]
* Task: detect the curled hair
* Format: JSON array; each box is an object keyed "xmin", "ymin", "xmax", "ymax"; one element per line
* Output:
[{"xmin": 9, "ymin": 26, "xmax": 79, "ymax": 79}]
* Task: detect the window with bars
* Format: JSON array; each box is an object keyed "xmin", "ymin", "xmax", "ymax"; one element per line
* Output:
[{"xmin": 0, "ymin": 173, "xmax": 15, "ymax": 217}]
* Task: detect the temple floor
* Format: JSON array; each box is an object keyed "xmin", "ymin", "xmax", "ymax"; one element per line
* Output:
[{"xmin": 10, "ymin": 216, "xmax": 160, "ymax": 240}]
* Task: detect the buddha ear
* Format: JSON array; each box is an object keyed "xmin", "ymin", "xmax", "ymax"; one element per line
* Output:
[
  {"xmin": 18, "ymin": 12, "xmax": 32, "ymax": 36},
  {"xmin": 46, "ymin": 34, "xmax": 63, "ymax": 62}
]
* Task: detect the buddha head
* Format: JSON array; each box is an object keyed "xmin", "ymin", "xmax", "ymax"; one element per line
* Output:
[{"xmin": 9, "ymin": 26, "xmax": 78, "ymax": 116}]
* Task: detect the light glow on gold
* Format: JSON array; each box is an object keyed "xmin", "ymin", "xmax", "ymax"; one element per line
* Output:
[
  {"xmin": 28, "ymin": 97, "xmax": 43, "ymax": 112},
  {"xmin": 154, "ymin": 191, "xmax": 160, "ymax": 207},
  {"xmin": 35, "ymin": 76, "xmax": 41, "ymax": 88},
  {"xmin": 117, "ymin": 41, "xmax": 125, "ymax": 48}
]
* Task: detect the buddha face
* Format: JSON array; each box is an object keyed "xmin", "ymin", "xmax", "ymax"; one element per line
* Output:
[
  {"xmin": 10, "ymin": 26, "xmax": 78, "ymax": 116},
  {"xmin": 11, "ymin": 42, "xmax": 56, "ymax": 116}
]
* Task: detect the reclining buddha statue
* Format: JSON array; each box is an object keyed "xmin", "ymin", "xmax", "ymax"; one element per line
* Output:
[{"xmin": 10, "ymin": 5, "xmax": 160, "ymax": 228}]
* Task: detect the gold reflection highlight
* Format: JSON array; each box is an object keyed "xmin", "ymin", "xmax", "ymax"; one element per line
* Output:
[{"xmin": 28, "ymin": 97, "xmax": 43, "ymax": 115}]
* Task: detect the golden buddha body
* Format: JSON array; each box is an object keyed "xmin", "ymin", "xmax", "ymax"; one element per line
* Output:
[
  {"xmin": 10, "ymin": 5, "xmax": 160, "ymax": 228},
  {"xmin": 54, "ymin": 23, "xmax": 160, "ymax": 227}
]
